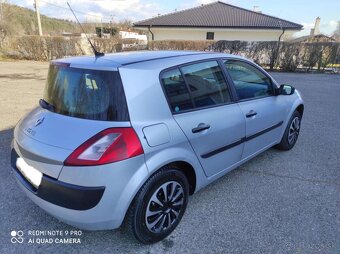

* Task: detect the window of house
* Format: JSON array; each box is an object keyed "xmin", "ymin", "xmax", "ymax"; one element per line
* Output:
[
  {"xmin": 224, "ymin": 60, "xmax": 273, "ymax": 100},
  {"xmin": 206, "ymin": 32, "xmax": 214, "ymax": 40}
]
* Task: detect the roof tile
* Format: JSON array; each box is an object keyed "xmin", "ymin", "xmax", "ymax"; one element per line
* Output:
[{"xmin": 134, "ymin": 1, "xmax": 302, "ymax": 30}]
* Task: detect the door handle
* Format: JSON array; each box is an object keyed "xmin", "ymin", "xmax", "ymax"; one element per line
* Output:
[
  {"xmin": 246, "ymin": 110, "xmax": 257, "ymax": 118},
  {"xmin": 192, "ymin": 123, "xmax": 210, "ymax": 133}
]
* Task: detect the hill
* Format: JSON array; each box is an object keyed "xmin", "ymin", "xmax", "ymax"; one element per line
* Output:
[{"xmin": 0, "ymin": 3, "xmax": 84, "ymax": 36}]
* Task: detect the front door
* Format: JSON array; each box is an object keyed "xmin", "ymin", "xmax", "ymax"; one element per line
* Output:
[{"xmin": 223, "ymin": 59, "xmax": 286, "ymax": 159}]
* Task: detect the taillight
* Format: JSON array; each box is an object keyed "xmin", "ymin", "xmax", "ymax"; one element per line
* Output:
[{"xmin": 64, "ymin": 128, "xmax": 143, "ymax": 166}]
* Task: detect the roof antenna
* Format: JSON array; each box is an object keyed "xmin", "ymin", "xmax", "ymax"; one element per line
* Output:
[{"xmin": 67, "ymin": 2, "xmax": 104, "ymax": 57}]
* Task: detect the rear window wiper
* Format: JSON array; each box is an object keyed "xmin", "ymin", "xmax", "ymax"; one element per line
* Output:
[{"xmin": 39, "ymin": 99, "xmax": 55, "ymax": 112}]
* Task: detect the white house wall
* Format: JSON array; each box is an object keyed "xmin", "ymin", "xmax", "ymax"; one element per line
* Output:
[{"xmin": 137, "ymin": 27, "xmax": 295, "ymax": 42}]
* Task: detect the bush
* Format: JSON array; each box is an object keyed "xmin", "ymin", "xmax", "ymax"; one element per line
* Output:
[
  {"xmin": 13, "ymin": 35, "xmax": 81, "ymax": 61},
  {"xmin": 10, "ymin": 36, "xmax": 123, "ymax": 60},
  {"xmin": 4, "ymin": 35, "xmax": 340, "ymax": 73},
  {"xmin": 278, "ymin": 43, "xmax": 302, "ymax": 72},
  {"xmin": 93, "ymin": 37, "xmax": 122, "ymax": 53},
  {"xmin": 206, "ymin": 40, "xmax": 248, "ymax": 54},
  {"xmin": 148, "ymin": 40, "xmax": 213, "ymax": 51}
]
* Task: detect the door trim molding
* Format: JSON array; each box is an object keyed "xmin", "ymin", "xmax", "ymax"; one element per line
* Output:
[
  {"xmin": 201, "ymin": 121, "xmax": 283, "ymax": 159},
  {"xmin": 245, "ymin": 121, "xmax": 283, "ymax": 142}
]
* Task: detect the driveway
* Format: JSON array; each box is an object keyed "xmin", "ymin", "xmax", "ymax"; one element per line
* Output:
[{"xmin": 0, "ymin": 61, "xmax": 339, "ymax": 253}]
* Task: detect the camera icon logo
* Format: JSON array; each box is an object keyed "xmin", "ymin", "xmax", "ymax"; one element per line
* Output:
[{"xmin": 11, "ymin": 230, "xmax": 24, "ymax": 244}]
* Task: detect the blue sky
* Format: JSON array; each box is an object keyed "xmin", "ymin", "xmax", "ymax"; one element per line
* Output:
[{"xmin": 9, "ymin": 0, "xmax": 340, "ymax": 37}]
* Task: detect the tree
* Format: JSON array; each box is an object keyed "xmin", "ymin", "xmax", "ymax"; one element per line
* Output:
[
  {"xmin": 319, "ymin": 42, "xmax": 340, "ymax": 70},
  {"xmin": 279, "ymin": 42, "xmax": 303, "ymax": 72},
  {"xmin": 302, "ymin": 43, "xmax": 323, "ymax": 71}
]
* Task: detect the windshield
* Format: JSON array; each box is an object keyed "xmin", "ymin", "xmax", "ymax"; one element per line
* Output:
[{"xmin": 43, "ymin": 64, "xmax": 129, "ymax": 121}]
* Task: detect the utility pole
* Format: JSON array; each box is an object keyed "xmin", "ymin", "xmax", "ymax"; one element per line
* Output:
[
  {"xmin": 0, "ymin": 0, "xmax": 3, "ymax": 21},
  {"xmin": 100, "ymin": 18, "xmax": 103, "ymax": 38},
  {"xmin": 34, "ymin": 0, "xmax": 43, "ymax": 36}
]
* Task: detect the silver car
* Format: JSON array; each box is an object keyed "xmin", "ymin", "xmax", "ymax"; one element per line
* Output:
[{"xmin": 11, "ymin": 51, "xmax": 304, "ymax": 243}]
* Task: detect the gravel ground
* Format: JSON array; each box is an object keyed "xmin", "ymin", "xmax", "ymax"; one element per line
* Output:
[{"xmin": 0, "ymin": 61, "xmax": 339, "ymax": 254}]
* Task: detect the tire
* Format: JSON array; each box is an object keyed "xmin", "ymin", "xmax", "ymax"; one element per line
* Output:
[
  {"xmin": 275, "ymin": 110, "xmax": 301, "ymax": 150},
  {"xmin": 126, "ymin": 166, "xmax": 189, "ymax": 244}
]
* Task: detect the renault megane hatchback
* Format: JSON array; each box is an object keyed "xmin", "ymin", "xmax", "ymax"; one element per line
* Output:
[{"xmin": 11, "ymin": 51, "xmax": 304, "ymax": 243}]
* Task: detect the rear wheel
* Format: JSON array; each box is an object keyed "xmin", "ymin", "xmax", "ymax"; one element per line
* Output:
[
  {"xmin": 126, "ymin": 167, "xmax": 189, "ymax": 244},
  {"xmin": 276, "ymin": 110, "xmax": 301, "ymax": 150}
]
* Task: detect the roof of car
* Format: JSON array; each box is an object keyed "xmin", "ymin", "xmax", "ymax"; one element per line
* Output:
[
  {"xmin": 52, "ymin": 50, "xmax": 242, "ymax": 70},
  {"xmin": 53, "ymin": 51, "xmax": 200, "ymax": 68}
]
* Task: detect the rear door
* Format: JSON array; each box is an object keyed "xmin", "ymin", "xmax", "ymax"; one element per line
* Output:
[
  {"xmin": 222, "ymin": 59, "xmax": 286, "ymax": 159},
  {"xmin": 161, "ymin": 60, "xmax": 245, "ymax": 177}
]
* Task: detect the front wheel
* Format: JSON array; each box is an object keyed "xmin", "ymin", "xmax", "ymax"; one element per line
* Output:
[
  {"xmin": 126, "ymin": 167, "xmax": 189, "ymax": 244},
  {"xmin": 275, "ymin": 110, "xmax": 301, "ymax": 150}
]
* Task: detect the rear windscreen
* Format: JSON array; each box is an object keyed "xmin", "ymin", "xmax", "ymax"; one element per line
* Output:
[{"xmin": 43, "ymin": 64, "xmax": 129, "ymax": 121}]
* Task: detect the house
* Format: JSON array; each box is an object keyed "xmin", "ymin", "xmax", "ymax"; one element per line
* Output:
[
  {"xmin": 332, "ymin": 34, "xmax": 340, "ymax": 42},
  {"xmin": 119, "ymin": 30, "xmax": 147, "ymax": 43},
  {"xmin": 290, "ymin": 17, "xmax": 336, "ymax": 43},
  {"xmin": 133, "ymin": 1, "xmax": 303, "ymax": 42},
  {"xmin": 290, "ymin": 34, "xmax": 335, "ymax": 43},
  {"xmin": 119, "ymin": 30, "xmax": 148, "ymax": 49}
]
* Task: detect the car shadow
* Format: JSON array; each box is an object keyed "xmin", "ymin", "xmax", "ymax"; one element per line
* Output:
[{"xmin": 0, "ymin": 127, "xmax": 14, "ymax": 171}]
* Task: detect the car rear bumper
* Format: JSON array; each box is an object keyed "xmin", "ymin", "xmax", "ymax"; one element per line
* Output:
[
  {"xmin": 12, "ymin": 149, "xmax": 105, "ymax": 210},
  {"xmin": 11, "ymin": 148, "xmax": 149, "ymax": 230}
]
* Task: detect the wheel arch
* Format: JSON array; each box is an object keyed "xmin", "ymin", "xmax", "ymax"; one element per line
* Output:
[
  {"xmin": 296, "ymin": 104, "xmax": 304, "ymax": 117},
  {"xmin": 143, "ymin": 145, "xmax": 207, "ymax": 196},
  {"xmin": 278, "ymin": 100, "xmax": 304, "ymax": 144},
  {"xmin": 163, "ymin": 161, "xmax": 197, "ymax": 195}
]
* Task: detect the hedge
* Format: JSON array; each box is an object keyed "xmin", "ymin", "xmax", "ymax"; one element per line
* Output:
[{"xmin": 3, "ymin": 36, "xmax": 340, "ymax": 72}]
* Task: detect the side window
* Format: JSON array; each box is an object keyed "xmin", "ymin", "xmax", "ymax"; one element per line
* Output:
[
  {"xmin": 181, "ymin": 61, "xmax": 231, "ymax": 108},
  {"xmin": 161, "ymin": 68, "xmax": 193, "ymax": 113},
  {"xmin": 224, "ymin": 60, "xmax": 273, "ymax": 100}
]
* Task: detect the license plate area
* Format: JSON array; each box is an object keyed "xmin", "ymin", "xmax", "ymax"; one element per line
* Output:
[{"xmin": 16, "ymin": 157, "xmax": 43, "ymax": 189}]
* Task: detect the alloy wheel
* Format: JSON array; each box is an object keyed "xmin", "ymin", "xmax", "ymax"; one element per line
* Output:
[
  {"xmin": 145, "ymin": 181, "xmax": 184, "ymax": 233},
  {"xmin": 288, "ymin": 117, "xmax": 300, "ymax": 145}
]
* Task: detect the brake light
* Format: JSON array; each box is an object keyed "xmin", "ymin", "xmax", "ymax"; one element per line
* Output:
[{"xmin": 64, "ymin": 128, "xmax": 143, "ymax": 166}]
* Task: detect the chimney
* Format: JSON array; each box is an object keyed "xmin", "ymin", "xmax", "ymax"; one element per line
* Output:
[
  {"xmin": 253, "ymin": 6, "xmax": 262, "ymax": 13},
  {"xmin": 314, "ymin": 17, "xmax": 320, "ymax": 35}
]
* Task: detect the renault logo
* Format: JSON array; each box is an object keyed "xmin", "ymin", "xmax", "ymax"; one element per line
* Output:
[{"xmin": 34, "ymin": 117, "xmax": 44, "ymax": 127}]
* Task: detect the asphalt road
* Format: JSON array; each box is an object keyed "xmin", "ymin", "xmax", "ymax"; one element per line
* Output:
[{"xmin": 0, "ymin": 61, "xmax": 339, "ymax": 254}]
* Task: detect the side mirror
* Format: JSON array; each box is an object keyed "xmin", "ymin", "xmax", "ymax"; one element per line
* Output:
[{"xmin": 277, "ymin": 84, "xmax": 295, "ymax": 95}]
